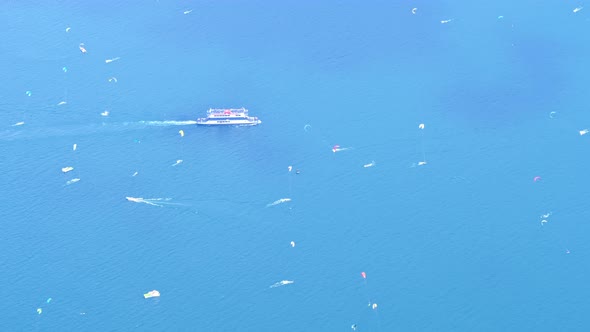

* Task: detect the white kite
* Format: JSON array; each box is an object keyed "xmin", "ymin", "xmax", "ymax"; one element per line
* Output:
[
  {"xmin": 144, "ymin": 290, "xmax": 160, "ymax": 298},
  {"xmin": 266, "ymin": 198, "xmax": 291, "ymax": 207},
  {"xmin": 270, "ymin": 280, "xmax": 294, "ymax": 288},
  {"xmin": 62, "ymin": 166, "xmax": 74, "ymax": 173}
]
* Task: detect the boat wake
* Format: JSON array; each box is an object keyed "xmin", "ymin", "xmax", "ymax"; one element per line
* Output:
[
  {"xmin": 137, "ymin": 120, "xmax": 198, "ymax": 126},
  {"xmin": 0, "ymin": 120, "xmax": 198, "ymax": 141}
]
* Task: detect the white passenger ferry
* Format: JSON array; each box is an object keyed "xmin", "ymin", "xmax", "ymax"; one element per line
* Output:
[{"xmin": 196, "ymin": 108, "xmax": 261, "ymax": 126}]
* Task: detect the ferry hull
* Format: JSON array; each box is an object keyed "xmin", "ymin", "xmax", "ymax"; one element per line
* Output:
[
  {"xmin": 196, "ymin": 119, "xmax": 261, "ymax": 126},
  {"xmin": 196, "ymin": 108, "xmax": 261, "ymax": 126}
]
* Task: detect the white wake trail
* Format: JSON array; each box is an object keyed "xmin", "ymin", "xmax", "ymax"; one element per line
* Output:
[{"xmin": 137, "ymin": 120, "xmax": 198, "ymax": 126}]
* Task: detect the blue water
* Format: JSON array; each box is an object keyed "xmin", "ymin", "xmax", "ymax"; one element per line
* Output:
[{"xmin": 2, "ymin": 1, "xmax": 590, "ymax": 331}]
